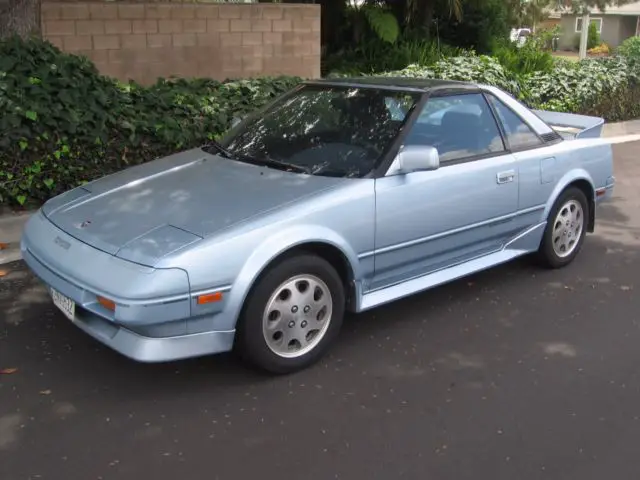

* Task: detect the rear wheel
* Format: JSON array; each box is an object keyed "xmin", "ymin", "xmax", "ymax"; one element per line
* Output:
[
  {"xmin": 235, "ymin": 254, "xmax": 345, "ymax": 374},
  {"xmin": 538, "ymin": 186, "xmax": 589, "ymax": 269}
]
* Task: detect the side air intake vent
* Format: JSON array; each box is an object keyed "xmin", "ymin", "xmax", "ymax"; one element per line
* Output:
[{"xmin": 541, "ymin": 131, "xmax": 563, "ymax": 143}]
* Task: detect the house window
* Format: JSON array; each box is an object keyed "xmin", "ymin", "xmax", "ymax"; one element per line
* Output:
[{"xmin": 575, "ymin": 17, "xmax": 603, "ymax": 33}]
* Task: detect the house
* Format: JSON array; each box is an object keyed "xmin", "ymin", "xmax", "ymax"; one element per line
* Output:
[
  {"xmin": 558, "ymin": 1, "xmax": 640, "ymax": 50},
  {"xmin": 538, "ymin": 5, "xmax": 562, "ymax": 30}
]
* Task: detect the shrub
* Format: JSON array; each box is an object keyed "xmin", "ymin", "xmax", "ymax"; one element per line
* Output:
[
  {"xmin": 587, "ymin": 43, "xmax": 610, "ymax": 56},
  {"xmin": 521, "ymin": 56, "xmax": 636, "ymax": 110},
  {"xmin": 536, "ymin": 25, "xmax": 562, "ymax": 51},
  {"xmin": 434, "ymin": 0, "xmax": 510, "ymax": 54},
  {"xmin": 618, "ymin": 36, "xmax": 640, "ymax": 59},
  {"xmin": 492, "ymin": 36, "xmax": 555, "ymax": 76},
  {"xmin": 552, "ymin": 57, "xmax": 579, "ymax": 69},
  {"xmin": 571, "ymin": 23, "xmax": 600, "ymax": 52},
  {"xmin": 430, "ymin": 55, "xmax": 521, "ymax": 96},
  {"xmin": 369, "ymin": 54, "xmax": 521, "ymax": 98},
  {"xmin": 361, "ymin": 3, "xmax": 400, "ymax": 44},
  {"xmin": 578, "ymin": 80, "xmax": 640, "ymax": 122},
  {"xmin": 3, "ymin": 35, "xmax": 640, "ymax": 208},
  {"xmin": 0, "ymin": 36, "xmax": 300, "ymax": 207},
  {"xmin": 587, "ymin": 21, "xmax": 600, "ymax": 50},
  {"xmin": 322, "ymin": 39, "xmax": 467, "ymax": 76}
]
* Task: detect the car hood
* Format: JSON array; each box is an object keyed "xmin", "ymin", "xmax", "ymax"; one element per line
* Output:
[{"xmin": 42, "ymin": 149, "xmax": 346, "ymax": 265}]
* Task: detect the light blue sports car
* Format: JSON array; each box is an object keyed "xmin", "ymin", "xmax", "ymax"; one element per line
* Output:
[{"xmin": 21, "ymin": 78, "xmax": 615, "ymax": 374}]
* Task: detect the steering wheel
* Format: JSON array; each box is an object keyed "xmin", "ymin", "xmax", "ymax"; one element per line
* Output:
[{"xmin": 309, "ymin": 130, "xmax": 384, "ymax": 161}]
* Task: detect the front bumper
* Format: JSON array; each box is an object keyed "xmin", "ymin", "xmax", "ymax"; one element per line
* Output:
[
  {"xmin": 595, "ymin": 176, "xmax": 615, "ymax": 202},
  {"xmin": 21, "ymin": 212, "xmax": 235, "ymax": 362}
]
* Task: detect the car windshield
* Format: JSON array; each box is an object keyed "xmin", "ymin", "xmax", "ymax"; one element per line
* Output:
[{"xmin": 214, "ymin": 84, "xmax": 421, "ymax": 178}]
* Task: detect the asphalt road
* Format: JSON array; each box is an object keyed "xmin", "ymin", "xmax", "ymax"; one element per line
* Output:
[{"xmin": 1, "ymin": 142, "xmax": 639, "ymax": 480}]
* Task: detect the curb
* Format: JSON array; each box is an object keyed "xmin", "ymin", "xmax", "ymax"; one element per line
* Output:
[
  {"xmin": 602, "ymin": 119, "xmax": 640, "ymax": 138},
  {"xmin": 0, "ymin": 211, "xmax": 33, "ymax": 266},
  {"xmin": 0, "ymin": 243, "xmax": 22, "ymax": 265}
]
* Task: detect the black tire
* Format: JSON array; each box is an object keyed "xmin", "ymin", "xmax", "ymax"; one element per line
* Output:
[
  {"xmin": 537, "ymin": 186, "xmax": 589, "ymax": 269},
  {"xmin": 235, "ymin": 254, "xmax": 345, "ymax": 375}
]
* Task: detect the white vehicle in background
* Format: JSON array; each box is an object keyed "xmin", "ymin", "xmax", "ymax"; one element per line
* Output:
[{"xmin": 510, "ymin": 28, "xmax": 532, "ymax": 47}]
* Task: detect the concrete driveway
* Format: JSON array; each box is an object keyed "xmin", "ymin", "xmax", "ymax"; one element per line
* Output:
[{"xmin": 1, "ymin": 142, "xmax": 639, "ymax": 480}]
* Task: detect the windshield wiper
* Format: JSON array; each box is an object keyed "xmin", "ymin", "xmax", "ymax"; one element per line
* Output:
[
  {"xmin": 202, "ymin": 142, "xmax": 310, "ymax": 174},
  {"xmin": 202, "ymin": 140, "xmax": 238, "ymax": 160},
  {"xmin": 249, "ymin": 157, "xmax": 311, "ymax": 174}
]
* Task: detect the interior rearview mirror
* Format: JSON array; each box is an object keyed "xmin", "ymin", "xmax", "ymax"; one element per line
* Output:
[{"xmin": 396, "ymin": 145, "xmax": 440, "ymax": 174}]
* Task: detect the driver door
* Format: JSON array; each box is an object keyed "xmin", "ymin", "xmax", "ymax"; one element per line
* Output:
[{"xmin": 371, "ymin": 92, "xmax": 520, "ymax": 291}]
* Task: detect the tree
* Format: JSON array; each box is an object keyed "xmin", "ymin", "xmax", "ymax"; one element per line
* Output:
[
  {"xmin": 403, "ymin": 0, "xmax": 463, "ymax": 34},
  {"xmin": 435, "ymin": 0, "xmax": 510, "ymax": 53},
  {"xmin": 265, "ymin": 0, "xmax": 508, "ymax": 54},
  {"xmin": 350, "ymin": 0, "xmax": 463, "ymax": 36},
  {"xmin": 587, "ymin": 19, "xmax": 600, "ymax": 49},
  {"xmin": 520, "ymin": 0, "xmax": 555, "ymax": 32},
  {"xmin": 571, "ymin": 0, "xmax": 630, "ymax": 9},
  {"xmin": 0, "ymin": 0, "xmax": 40, "ymax": 40}
]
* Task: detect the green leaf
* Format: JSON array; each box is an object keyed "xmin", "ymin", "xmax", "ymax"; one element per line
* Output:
[
  {"xmin": 363, "ymin": 6, "xmax": 399, "ymax": 44},
  {"xmin": 5, "ymin": 34, "xmax": 632, "ymax": 209}
]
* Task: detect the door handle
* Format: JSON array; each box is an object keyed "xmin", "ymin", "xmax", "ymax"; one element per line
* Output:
[{"xmin": 497, "ymin": 170, "xmax": 516, "ymax": 184}]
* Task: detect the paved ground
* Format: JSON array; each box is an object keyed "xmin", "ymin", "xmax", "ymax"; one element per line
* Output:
[{"xmin": 1, "ymin": 142, "xmax": 639, "ymax": 480}]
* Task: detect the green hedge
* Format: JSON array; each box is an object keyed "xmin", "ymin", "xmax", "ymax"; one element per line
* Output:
[
  {"xmin": 618, "ymin": 36, "xmax": 640, "ymax": 60},
  {"xmin": 372, "ymin": 55, "xmax": 522, "ymax": 98},
  {"xmin": 522, "ymin": 56, "xmax": 640, "ymax": 110},
  {"xmin": 0, "ymin": 36, "xmax": 300, "ymax": 207},
  {"xmin": 2, "ymin": 36, "xmax": 640, "ymax": 207},
  {"xmin": 322, "ymin": 39, "xmax": 467, "ymax": 76}
]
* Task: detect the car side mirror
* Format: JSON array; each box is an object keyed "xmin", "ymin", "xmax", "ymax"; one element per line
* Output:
[
  {"xmin": 231, "ymin": 116, "xmax": 243, "ymax": 128},
  {"xmin": 396, "ymin": 145, "xmax": 440, "ymax": 174}
]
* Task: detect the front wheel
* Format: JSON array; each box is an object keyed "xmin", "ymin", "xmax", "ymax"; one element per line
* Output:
[
  {"xmin": 235, "ymin": 254, "xmax": 345, "ymax": 374},
  {"xmin": 538, "ymin": 186, "xmax": 589, "ymax": 269}
]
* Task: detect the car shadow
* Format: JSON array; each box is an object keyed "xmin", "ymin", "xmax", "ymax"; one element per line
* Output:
[{"xmin": 1, "ymin": 198, "xmax": 637, "ymax": 401}]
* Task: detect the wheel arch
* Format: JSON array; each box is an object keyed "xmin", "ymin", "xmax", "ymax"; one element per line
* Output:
[
  {"xmin": 249, "ymin": 242, "xmax": 357, "ymax": 304},
  {"xmin": 227, "ymin": 226, "xmax": 363, "ymax": 331},
  {"xmin": 568, "ymin": 178, "xmax": 596, "ymax": 233},
  {"xmin": 545, "ymin": 171, "xmax": 596, "ymax": 233}
]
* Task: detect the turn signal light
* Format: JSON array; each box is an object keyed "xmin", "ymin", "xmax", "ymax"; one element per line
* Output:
[
  {"xmin": 97, "ymin": 296, "xmax": 116, "ymax": 311},
  {"xmin": 197, "ymin": 292, "xmax": 223, "ymax": 305}
]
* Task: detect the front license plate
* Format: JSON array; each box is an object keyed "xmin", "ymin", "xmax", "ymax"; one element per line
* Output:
[{"xmin": 51, "ymin": 288, "xmax": 75, "ymax": 321}]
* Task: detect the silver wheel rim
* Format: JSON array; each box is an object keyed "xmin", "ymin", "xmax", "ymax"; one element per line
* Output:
[
  {"xmin": 552, "ymin": 199, "xmax": 584, "ymax": 258},
  {"xmin": 262, "ymin": 274, "xmax": 333, "ymax": 359}
]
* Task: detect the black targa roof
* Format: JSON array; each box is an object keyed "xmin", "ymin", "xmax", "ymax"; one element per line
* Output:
[{"xmin": 304, "ymin": 77, "xmax": 481, "ymax": 94}]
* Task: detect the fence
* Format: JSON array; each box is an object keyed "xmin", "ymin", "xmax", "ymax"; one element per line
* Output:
[{"xmin": 40, "ymin": 1, "xmax": 321, "ymax": 83}]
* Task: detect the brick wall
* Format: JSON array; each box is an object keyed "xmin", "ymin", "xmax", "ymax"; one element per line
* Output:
[{"xmin": 40, "ymin": 1, "xmax": 321, "ymax": 84}]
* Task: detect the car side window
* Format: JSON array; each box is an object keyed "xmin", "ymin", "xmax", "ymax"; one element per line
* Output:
[
  {"xmin": 486, "ymin": 95, "xmax": 543, "ymax": 150},
  {"xmin": 403, "ymin": 93, "xmax": 505, "ymax": 163}
]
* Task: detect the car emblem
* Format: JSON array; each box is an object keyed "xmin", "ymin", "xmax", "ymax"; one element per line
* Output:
[
  {"xmin": 79, "ymin": 220, "xmax": 92, "ymax": 229},
  {"xmin": 54, "ymin": 237, "xmax": 71, "ymax": 250}
]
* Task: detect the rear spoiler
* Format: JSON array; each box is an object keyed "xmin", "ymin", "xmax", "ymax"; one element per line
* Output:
[{"xmin": 532, "ymin": 110, "xmax": 605, "ymax": 140}]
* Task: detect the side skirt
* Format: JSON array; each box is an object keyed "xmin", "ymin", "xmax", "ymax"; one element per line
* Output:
[{"xmin": 356, "ymin": 222, "xmax": 547, "ymax": 313}]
